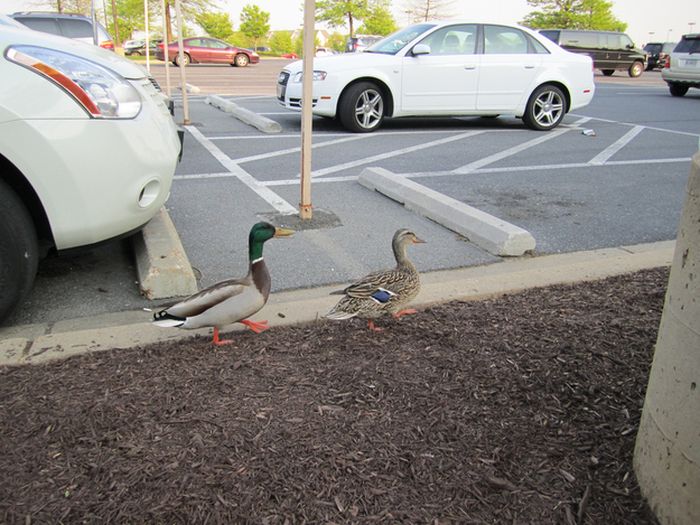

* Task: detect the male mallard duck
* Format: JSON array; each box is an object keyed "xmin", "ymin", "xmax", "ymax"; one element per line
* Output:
[
  {"xmin": 325, "ymin": 228, "xmax": 425, "ymax": 331},
  {"xmin": 152, "ymin": 222, "xmax": 293, "ymax": 346}
]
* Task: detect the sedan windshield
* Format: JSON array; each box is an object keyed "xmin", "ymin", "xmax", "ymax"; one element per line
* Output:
[{"xmin": 364, "ymin": 23, "xmax": 436, "ymax": 55}]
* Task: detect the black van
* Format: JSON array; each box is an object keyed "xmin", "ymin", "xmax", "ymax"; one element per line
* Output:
[{"xmin": 539, "ymin": 29, "xmax": 646, "ymax": 77}]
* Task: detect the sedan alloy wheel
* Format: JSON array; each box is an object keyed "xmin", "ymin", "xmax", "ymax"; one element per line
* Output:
[
  {"xmin": 523, "ymin": 85, "xmax": 566, "ymax": 131},
  {"xmin": 339, "ymin": 82, "xmax": 385, "ymax": 133}
]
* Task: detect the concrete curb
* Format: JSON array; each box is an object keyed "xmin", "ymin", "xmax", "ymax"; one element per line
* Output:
[
  {"xmin": 206, "ymin": 95, "xmax": 281, "ymax": 133},
  {"xmin": 0, "ymin": 240, "xmax": 674, "ymax": 367},
  {"xmin": 133, "ymin": 207, "xmax": 199, "ymax": 300},
  {"xmin": 359, "ymin": 167, "xmax": 536, "ymax": 256}
]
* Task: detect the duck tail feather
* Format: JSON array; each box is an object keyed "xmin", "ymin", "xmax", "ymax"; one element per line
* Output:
[
  {"xmin": 324, "ymin": 310, "xmax": 357, "ymax": 320},
  {"xmin": 152, "ymin": 311, "xmax": 186, "ymax": 328}
]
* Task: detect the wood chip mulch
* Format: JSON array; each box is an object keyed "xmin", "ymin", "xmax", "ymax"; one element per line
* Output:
[{"xmin": 0, "ymin": 268, "xmax": 668, "ymax": 524}]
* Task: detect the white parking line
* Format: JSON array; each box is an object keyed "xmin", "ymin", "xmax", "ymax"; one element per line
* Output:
[
  {"xmin": 251, "ymin": 157, "xmax": 692, "ymax": 186},
  {"xmin": 453, "ymin": 129, "xmax": 569, "ymax": 174},
  {"xmin": 232, "ymin": 134, "xmax": 368, "ymax": 164},
  {"xmin": 588, "ymin": 125, "xmax": 645, "ymax": 165},
  {"xmin": 570, "ymin": 114, "xmax": 700, "ymax": 138},
  {"xmin": 185, "ymin": 125, "xmax": 297, "ymax": 214},
  {"xmin": 310, "ymin": 130, "xmax": 487, "ymax": 178}
]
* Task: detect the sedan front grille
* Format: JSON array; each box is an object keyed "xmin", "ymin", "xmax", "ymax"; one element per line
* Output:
[{"xmin": 289, "ymin": 97, "xmax": 318, "ymax": 108}]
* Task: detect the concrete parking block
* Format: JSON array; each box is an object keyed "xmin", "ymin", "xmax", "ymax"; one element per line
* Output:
[
  {"xmin": 134, "ymin": 207, "xmax": 199, "ymax": 300},
  {"xmin": 358, "ymin": 167, "xmax": 536, "ymax": 256},
  {"xmin": 206, "ymin": 95, "xmax": 281, "ymax": 133}
]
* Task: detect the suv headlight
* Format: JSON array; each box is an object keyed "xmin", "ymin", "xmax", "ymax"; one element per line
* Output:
[
  {"xmin": 6, "ymin": 45, "xmax": 142, "ymax": 119},
  {"xmin": 292, "ymin": 70, "xmax": 327, "ymax": 82}
]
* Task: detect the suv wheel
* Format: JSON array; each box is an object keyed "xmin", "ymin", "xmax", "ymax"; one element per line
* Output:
[
  {"xmin": 338, "ymin": 82, "xmax": 385, "ymax": 133},
  {"xmin": 669, "ymin": 83, "xmax": 689, "ymax": 97},
  {"xmin": 233, "ymin": 53, "xmax": 249, "ymax": 67},
  {"xmin": 601, "ymin": 69, "xmax": 615, "ymax": 76},
  {"xmin": 522, "ymin": 84, "xmax": 566, "ymax": 131},
  {"xmin": 628, "ymin": 61, "xmax": 644, "ymax": 77},
  {"xmin": 0, "ymin": 179, "xmax": 39, "ymax": 323}
]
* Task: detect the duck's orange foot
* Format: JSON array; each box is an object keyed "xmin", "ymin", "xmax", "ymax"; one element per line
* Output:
[
  {"xmin": 367, "ymin": 320, "xmax": 383, "ymax": 332},
  {"xmin": 240, "ymin": 319, "xmax": 269, "ymax": 334},
  {"xmin": 392, "ymin": 308, "xmax": 417, "ymax": 319},
  {"xmin": 212, "ymin": 327, "xmax": 234, "ymax": 346}
]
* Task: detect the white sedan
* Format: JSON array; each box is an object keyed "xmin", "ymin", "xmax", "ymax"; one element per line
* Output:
[{"xmin": 277, "ymin": 21, "xmax": 595, "ymax": 132}]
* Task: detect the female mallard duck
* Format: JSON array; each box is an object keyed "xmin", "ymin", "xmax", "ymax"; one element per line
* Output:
[
  {"xmin": 325, "ymin": 228, "xmax": 425, "ymax": 331},
  {"xmin": 152, "ymin": 222, "xmax": 293, "ymax": 346}
]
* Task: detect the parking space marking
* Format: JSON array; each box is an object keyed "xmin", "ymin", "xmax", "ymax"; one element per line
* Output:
[
  {"xmin": 253, "ymin": 157, "xmax": 692, "ymax": 187},
  {"xmin": 588, "ymin": 125, "xmax": 645, "ymax": 165},
  {"xmin": 310, "ymin": 130, "xmax": 487, "ymax": 178},
  {"xmin": 571, "ymin": 114, "xmax": 700, "ymax": 138},
  {"xmin": 185, "ymin": 125, "xmax": 297, "ymax": 214},
  {"xmin": 231, "ymin": 135, "xmax": 368, "ymax": 164},
  {"xmin": 453, "ymin": 129, "xmax": 569, "ymax": 174}
]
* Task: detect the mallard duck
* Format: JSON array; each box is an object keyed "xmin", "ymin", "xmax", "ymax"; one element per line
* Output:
[
  {"xmin": 152, "ymin": 222, "xmax": 293, "ymax": 346},
  {"xmin": 325, "ymin": 228, "xmax": 425, "ymax": 331}
]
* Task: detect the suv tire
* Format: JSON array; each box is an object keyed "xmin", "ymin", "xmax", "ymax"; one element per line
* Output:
[
  {"xmin": 522, "ymin": 84, "xmax": 566, "ymax": 131},
  {"xmin": 0, "ymin": 179, "xmax": 39, "ymax": 323},
  {"xmin": 338, "ymin": 82, "xmax": 385, "ymax": 133},
  {"xmin": 628, "ymin": 61, "xmax": 644, "ymax": 77},
  {"xmin": 668, "ymin": 83, "xmax": 689, "ymax": 97}
]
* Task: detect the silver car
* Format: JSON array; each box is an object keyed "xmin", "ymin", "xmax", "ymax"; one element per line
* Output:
[{"xmin": 661, "ymin": 33, "xmax": 700, "ymax": 97}]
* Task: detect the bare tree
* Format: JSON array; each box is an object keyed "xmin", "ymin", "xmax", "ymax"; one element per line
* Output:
[{"xmin": 402, "ymin": 0, "xmax": 457, "ymax": 22}]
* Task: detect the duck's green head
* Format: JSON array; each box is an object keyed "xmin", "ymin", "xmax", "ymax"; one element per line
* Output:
[{"xmin": 248, "ymin": 222, "xmax": 294, "ymax": 260}]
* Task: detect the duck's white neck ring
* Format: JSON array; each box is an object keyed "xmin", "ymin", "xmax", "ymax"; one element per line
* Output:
[{"xmin": 251, "ymin": 256, "xmax": 264, "ymax": 264}]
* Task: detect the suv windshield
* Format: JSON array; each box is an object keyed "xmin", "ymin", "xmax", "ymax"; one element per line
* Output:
[
  {"xmin": 674, "ymin": 35, "xmax": 700, "ymax": 54},
  {"xmin": 365, "ymin": 23, "xmax": 436, "ymax": 55}
]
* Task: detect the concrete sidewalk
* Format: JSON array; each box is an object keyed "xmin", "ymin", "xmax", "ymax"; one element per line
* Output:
[{"xmin": 0, "ymin": 240, "xmax": 673, "ymax": 367}]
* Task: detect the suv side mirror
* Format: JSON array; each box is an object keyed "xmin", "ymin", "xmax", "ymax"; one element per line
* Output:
[{"xmin": 412, "ymin": 43, "xmax": 431, "ymax": 56}]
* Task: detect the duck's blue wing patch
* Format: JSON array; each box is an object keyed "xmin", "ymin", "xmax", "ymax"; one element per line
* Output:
[{"xmin": 370, "ymin": 288, "xmax": 395, "ymax": 304}]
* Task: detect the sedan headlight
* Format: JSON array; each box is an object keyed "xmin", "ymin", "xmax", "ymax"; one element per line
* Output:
[
  {"xmin": 292, "ymin": 70, "xmax": 327, "ymax": 82},
  {"xmin": 6, "ymin": 45, "xmax": 142, "ymax": 119}
]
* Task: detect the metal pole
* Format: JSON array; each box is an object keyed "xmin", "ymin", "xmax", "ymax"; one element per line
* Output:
[
  {"xmin": 161, "ymin": 0, "xmax": 170, "ymax": 97},
  {"xmin": 299, "ymin": 0, "xmax": 315, "ymax": 220},
  {"xmin": 144, "ymin": 0, "xmax": 150, "ymax": 72},
  {"xmin": 90, "ymin": 0, "xmax": 98, "ymax": 46},
  {"xmin": 174, "ymin": 0, "xmax": 189, "ymax": 125}
]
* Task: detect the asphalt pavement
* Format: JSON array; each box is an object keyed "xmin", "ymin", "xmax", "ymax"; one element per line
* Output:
[{"xmin": 1, "ymin": 69, "xmax": 698, "ymax": 344}]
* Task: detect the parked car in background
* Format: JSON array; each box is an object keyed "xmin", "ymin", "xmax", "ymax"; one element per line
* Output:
[
  {"xmin": 10, "ymin": 11, "xmax": 115, "ymax": 50},
  {"xmin": 278, "ymin": 21, "xmax": 595, "ymax": 133},
  {"xmin": 315, "ymin": 47, "xmax": 336, "ymax": 57},
  {"xmin": 255, "ymin": 46, "xmax": 271, "ymax": 53},
  {"xmin": 539, "ymin": 29, "xmax": 646, "ymax": 77},
  {"xmin": 643, "ymin": 41, "xmax": 676, "ymax": 70},
  {"xmin": 0, "ymin": 18, "xmax": 182, "ymax": 322},
  {"xmin": 661, "ymin": 33, "xmax": 700, "ymax": 97},
  {"xmin": 155, "ymin": 37, "xmax": 259, "ymax": 67},
  {"xmin": 281, "ymin": 52, "xmax": 298, "ymax": 59},
  {"xmin": 345, "ymin": 34, "xmax": 382, "ymax": 52},
  {"xmin": 124, "ymin": 38, "xmax": 162, "ymax": 56}
]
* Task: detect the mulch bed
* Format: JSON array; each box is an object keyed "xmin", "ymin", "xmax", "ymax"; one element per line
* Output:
[{"xmin": 0, "ymin": 268, "xmax": 668, "ymax": 524}]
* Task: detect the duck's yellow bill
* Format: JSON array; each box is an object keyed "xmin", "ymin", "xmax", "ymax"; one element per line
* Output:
[{"xmin": 274, "ymin": 227, "xmax": 295, "ymax": 237}]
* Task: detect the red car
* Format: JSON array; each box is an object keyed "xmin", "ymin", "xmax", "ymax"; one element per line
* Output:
[{"xmin": 156, "ymin": 37, "xmax": 259, "ymax": 67}]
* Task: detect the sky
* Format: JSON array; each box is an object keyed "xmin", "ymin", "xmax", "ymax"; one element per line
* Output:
[{"xmin": 3, "ymin": 0, "xmax": 696, "ymax": 47}]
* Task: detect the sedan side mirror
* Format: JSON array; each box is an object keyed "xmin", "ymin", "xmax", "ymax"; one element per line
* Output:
[{"xmin": 412, "ymin": 43, "xmax": 431, "ymax": 56}]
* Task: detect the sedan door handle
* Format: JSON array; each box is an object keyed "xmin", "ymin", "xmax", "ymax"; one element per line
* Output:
[
  {"xmin": 524, "ymin": 65, "xmax": 535, "ymax": 69},
  {"xmin": 464, "ymin": 65, "xmax": 476, "ymax": 70}
]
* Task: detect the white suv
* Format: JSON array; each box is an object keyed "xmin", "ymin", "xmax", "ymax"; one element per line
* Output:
[
  {"xmin": 0, "ymin": 18, "xmax": 182, "ymax": 322},
  {"xmin": 662, "ymin": 33, "xmax": 700, "ymax": 97}
]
